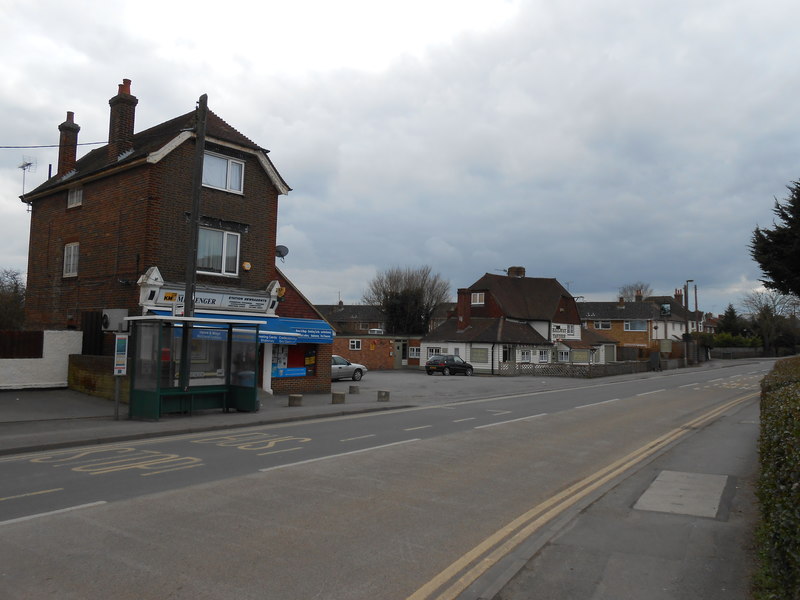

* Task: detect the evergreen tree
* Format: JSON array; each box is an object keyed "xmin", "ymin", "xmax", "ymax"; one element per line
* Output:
[
  {"xmin": 716, "ymin": 304, "xmax": 743, "ymax": 335},
  {"xmin": 751, "ymin": 181, "xmax": 800, "ymax": 297}
]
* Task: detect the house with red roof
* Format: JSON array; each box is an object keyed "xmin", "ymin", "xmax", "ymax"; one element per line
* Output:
[{"xmin": 422, "ymin": 267, "xmax": 616, "ymax": 373}]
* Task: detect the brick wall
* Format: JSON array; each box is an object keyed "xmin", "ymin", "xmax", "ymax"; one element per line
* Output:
[
  {"xmin": 271, "ymin": 343, "xmax": 332, "ymax": 394},
  {"xmin": 69, "ymin": 354, "xmax": 130, "ymax": 403}
]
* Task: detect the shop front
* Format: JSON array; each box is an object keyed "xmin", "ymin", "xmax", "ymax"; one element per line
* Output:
[{"xmin": 137, "ymin": 267, "xmax": 334, "ymax": 396}]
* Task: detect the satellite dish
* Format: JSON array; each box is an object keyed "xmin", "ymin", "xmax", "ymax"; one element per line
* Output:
[{"xmin": 275, "ymin": 245, "xmax": 289, "ymax": 258}]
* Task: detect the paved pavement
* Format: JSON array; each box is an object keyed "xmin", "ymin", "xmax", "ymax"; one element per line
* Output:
[{"xmin": 0, "ymin": 362, "xmax": 764, "ymax": 599}]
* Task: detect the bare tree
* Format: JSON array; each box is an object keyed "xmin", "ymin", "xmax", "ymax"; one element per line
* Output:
[
  {"xmin": 363, "ymin": 266, "xmax": 451, "ymax": 334},
  {"xmin": 0, "ymin": 269, "xmax": 26, "ymax": 330},
  {"xmin": 740, "ymin": 290, "xmax": 800, "ymax": 355},
  {"xmin": 618, "ymin": 281, "xmax": 653, "ymax": 301}
]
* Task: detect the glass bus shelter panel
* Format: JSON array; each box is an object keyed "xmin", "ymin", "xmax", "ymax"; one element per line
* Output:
[
  {"xmin": 171, "ymin": 326, "xmax": 229, "ymax": 388},
  {"xmin": 133, "ymin": 321, "xmax": 160, "ymax": 392}
]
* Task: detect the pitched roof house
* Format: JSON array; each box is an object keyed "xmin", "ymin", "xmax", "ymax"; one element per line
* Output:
[
  {"xmin": 20, "ymin": 79, "xmax": 333, "ymax": 395},
  {"xmin": 579, "ymin": 289, "xmax": 703, "ymax": 357},
  {"xmin": 422, "ymin": 267, "xmax": 616, "ymax": 372}
]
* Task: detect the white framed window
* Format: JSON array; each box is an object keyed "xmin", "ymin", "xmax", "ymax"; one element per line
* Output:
[
  {"xmin": 470, "ymin": 347, "xmax": 488, "ymax": 363},
  {"xmin": 567, "ymin": 324, "xmax": 575, "ymax": 336},
  {"xmin": 558, "ymin": 350, "xmax": 570, "ymax": 362},
  {"xmin": 63, "ymin": 242, "xmax": 79, "ymax": 277},
  {"xmin": 471, "ymin": 292, "xmax": 485, "ymax": 305},
  {"xmin": 624, "ymin": 320, "xmax": 647, "ymax": 331},
  {"xmin": 409, "ymin": 347, "xmax": 420, "ymax": 359},
  {"xmin": 538, "ymin": 350, "xmax": 549, "ymax": 363},
  {"xmin": 202, "ymin": 152, "xmax": 244, "ymax": 193},
  {"xmin": 427, "ymin": 346, "xmax": 443, "ymax": 358},
  {"xmin": 594, "ymin": 320, "xmax": 611, "ymax": 329},
  {"xmin": 358, "ymin": 322, "xmax": 369, "ymax": 330},
  {"xmin": 349, "ymin": 339, "xmax": 362, "ymax": 351},
  {"xmin": 520, "ymin": 349, "xmax": 532, "ymax": 362},
  {"xmin": 67, "ymin": 187, "xmax": 83, "ymax": 208},
  {"xmin": 198, "ymin": 227, "xmax": 240, "ymax": 276}
]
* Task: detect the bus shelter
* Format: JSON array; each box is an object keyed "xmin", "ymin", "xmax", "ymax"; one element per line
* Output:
[{"xmin": 126, "ymin": 315, "xmax": 267, "ymax": 420}]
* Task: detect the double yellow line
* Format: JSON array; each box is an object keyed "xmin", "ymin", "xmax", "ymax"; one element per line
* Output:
[{"xmin": 408, "ymin": 392, "xmax": 758, "ymax": 600}]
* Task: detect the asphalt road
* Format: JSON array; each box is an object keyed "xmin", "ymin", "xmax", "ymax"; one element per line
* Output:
[{"xmin": 0, "ymin": 361, "xmax": 771, "ymax": 599}]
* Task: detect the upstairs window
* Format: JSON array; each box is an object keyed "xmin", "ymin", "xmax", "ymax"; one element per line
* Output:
[
  {"xmin": 67, "ymin": 187, "xmax": 83, "ymax": 208},
  {"xmin": 594, "ymin": 320, "xmax": 611, "ymax": 329},
  {"xmin": 471, "ymin": 292, "xmax": 485, "ymax": 305},
  {"xmin": 202, "ymin": 152, "xmax": 244, "ymax": 193},
  {"xmin": 63, "ymin": 242, "xmax": 79, "ymax": 277},
  {"xmin": 198, "ymin": 227, "xmax": 239, "ymax": 276},
  {"xmin": 624, "ymin": 320, "xmax": 647, "ymax": 331}
]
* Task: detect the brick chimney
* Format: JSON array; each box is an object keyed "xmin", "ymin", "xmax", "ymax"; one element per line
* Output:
[
  {"xmin": 507, "ymin": 266, "xmax": 526, "ymax": 278},
  {"xmin": 108, "ymin": 78, "xmax": 138, "ymax": 160},
  {"xmin": 57, "ymin": 111, "xmax": 80, "ymax": 177},
  {"xmin": 456, "ymin": 288, "xmax": 471, "ymax": 331},
  {"xmin": 635, "ymin": 289, "xmax": 643, "ymax": 302},
  {"xmin": 674, "ymin": 288, "xmax": 683, "ymax": 304}
]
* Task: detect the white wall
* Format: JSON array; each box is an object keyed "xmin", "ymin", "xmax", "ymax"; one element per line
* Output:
[{"xmin": 0, "ymin": 331, "xmax": 83, "ymax": 389}]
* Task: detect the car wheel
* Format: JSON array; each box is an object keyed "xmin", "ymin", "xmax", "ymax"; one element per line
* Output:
[
  {"xmin": 442, "ymin": 367, "xmax": 451, "ymax": 376},
  {"xmin": 426, "ymin": 369, "xmax": 434, "ymax": 375},
  {"xmin": 352, "ymin": 370, "xmax": 363, "ymax": 381},
  {"xmin": 464, "ymin": 368, "xmax": 473, "ymax": 376}
]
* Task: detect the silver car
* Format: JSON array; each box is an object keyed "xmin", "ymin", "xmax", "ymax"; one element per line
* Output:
[{"xmin": 331, "ymin": 355, "xmax": 367, "ymax": 381}]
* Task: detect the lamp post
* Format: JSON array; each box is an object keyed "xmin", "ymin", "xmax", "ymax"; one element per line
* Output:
[{"xmin": 684, "ymin": 279, "xmax": 693, "ymax": 367}]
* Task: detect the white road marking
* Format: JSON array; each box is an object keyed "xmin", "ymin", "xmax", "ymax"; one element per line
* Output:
[
  {"xmin": 258, "ymin": 439, "xmax": 421, "ymax": 472},
  {"xmin": 0, "ymin": 501, "xmax": 107, "ymax": 526},
  {"xmin": 340, "ymin": 434, "xmax": 376, "ymax": 442},
  {"xmin": 475, "ymin": 413, "xmax": 547, "ymax": 429}
]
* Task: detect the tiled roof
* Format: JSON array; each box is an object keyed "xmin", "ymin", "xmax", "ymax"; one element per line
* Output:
[
  {"xmin": 579, "ymin": 301, "xmax": 659, "ymax": 320},
  {"xmin": 423, "ymin": 317, "xmax": 551, "ymax": 345},
  {"xmin": 469, "ymin": 273, "xmax": 574, "ymax": 322},
  {"xmin": 23, "ymin": 110, "xmax": 285, "ymax": 199}
]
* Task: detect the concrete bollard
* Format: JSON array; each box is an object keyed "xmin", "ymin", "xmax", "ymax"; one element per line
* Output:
[
  {"xmin": 349, "ymin": 385, "xmax": 360, "ymax": 395},
  {"xmin": 377, "ymin": 390, "xmax": 390, "ymax": 402},
  {"xmin": 331, "ymin": 391, "xmax": 346, "ymax": 404},
  {"xmin": 288, "ymin": 394, "xmax": 303, "ymax": 407}
]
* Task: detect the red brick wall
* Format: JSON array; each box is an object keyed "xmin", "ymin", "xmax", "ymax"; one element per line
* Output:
[
  {"xmin": 25, "ymin": 139, "xmax": 283, "ymax": 331},
  {"xmin": 271, "ymin": 343, "xmax": 332, "ymax": 394}
]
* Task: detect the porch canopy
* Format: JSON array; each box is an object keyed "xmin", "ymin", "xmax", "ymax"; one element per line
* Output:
[{"xmin": 144, "ymin": 309, "xmax": 334, "ymax": 344}]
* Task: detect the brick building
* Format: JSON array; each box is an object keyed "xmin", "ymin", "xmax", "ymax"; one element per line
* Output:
[{"xmin": 21, "ymin": 79, "xmax": 333, "ymax": 395}]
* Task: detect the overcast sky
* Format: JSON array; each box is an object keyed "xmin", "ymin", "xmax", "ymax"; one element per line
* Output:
[{"xmin": 2, "ymin": 0, "xmax": 799, "ymax": 316}]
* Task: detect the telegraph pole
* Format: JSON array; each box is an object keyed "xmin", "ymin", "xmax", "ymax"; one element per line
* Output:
[{"xmin": 179, "ymin": 94, "xmax": 208, "ymax": 390}]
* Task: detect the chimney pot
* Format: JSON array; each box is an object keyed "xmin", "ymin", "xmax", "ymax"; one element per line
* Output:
[
  {"xmin": 108, "ymin": 78, "xmax": 138, "ymax": 159},
  {"xmin": 57, "ymin": 111, "xmax": 81, "ymax": 177}
]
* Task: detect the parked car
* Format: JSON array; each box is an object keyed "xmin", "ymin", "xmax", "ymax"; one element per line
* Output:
[
  {"xmin": 425, "ymin": 354, "xmax": 474, "ymax": 376},
  {"xmin": 331, "ymin": 355, "xmax": 367, "ymax": 381}
]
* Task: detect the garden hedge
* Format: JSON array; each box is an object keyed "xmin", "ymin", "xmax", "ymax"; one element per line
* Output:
[{"xmin": 756, "ymin": 356, "xmax": 800, "ymax": 599}]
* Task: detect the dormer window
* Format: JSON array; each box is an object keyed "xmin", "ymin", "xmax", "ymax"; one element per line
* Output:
[
  {"xmin": 471, "ymin": 292, "xmax": 485, "ymax": 305},
  {"xmin": 203, "ymin": 152, "xmax": 244, "ymax": 193},
  {"xmin": 67, "ymin": 187, "xmax": 83, "ymax": 208}
]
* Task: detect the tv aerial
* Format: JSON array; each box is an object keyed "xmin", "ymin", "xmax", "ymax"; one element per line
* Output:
[{"xmin": 19, "ymin": 156, "xmax": 37, "ymax": 211}]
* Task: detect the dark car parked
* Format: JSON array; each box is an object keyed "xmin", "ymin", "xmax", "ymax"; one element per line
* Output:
[{"xmin": 425, "ymin": 354, "xmax": 474, "ymax": 376}]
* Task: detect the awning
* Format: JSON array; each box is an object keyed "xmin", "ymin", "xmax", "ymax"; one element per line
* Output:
[{"xmin": 146, "ymin": 309, "xmax": 334, "ymax": 345}]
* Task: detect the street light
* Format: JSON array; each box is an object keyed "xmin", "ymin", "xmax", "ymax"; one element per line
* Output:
[{"xmin": 684, "ymin": 279, "xmax": 694, "ymax": 367}]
